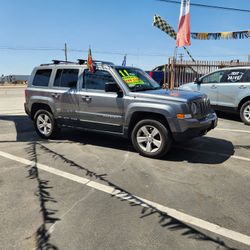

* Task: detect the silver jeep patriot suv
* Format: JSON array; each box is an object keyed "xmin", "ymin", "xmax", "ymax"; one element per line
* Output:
[{"xmin": 24, "ymin": 60, "xmax": 217, "ymax": 158}]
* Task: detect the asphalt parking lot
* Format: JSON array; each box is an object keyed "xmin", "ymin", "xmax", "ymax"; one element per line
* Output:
[{"xmin": 0, "ymin": 87, "xmax": 250, "ymax": 250}]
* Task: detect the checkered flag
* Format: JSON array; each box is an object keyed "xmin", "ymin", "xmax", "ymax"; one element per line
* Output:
[
  {"xmin": 153, "ymin": 15, "xmax": 177, "ymax": 39},
  {"xmin": 153, "ymin": 15, "xmax": 195, "ymax": 62}
]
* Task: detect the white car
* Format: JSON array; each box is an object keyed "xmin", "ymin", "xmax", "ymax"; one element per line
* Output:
[{"xmin": 179, "ymin": 67, "xmax": 250, "ymax": 125}]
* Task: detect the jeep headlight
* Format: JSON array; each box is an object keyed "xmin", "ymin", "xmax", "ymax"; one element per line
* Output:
[{"xmin": 191, "ymin": 102, "xmax": 198, "ymax": 115}]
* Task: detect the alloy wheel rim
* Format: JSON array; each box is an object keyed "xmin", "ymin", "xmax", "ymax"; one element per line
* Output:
[
  {"xmin": 136, "ymin": 125, "xmax": 162, "ymax": 153},
  {"xmin": 243, "ymin": 105, "xmax": 250, "ymax": 122},
  {"xmin": 36, "ymin": 114, "xmax": 52, "ymax": 135}
]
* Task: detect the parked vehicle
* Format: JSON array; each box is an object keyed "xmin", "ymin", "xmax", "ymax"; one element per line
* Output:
[
  {"xmin": 179, "ymin": 67, "xmax": 250, "ymax": 125},
  {"xmin": 25, "ymin": 60, "xmax": 217, "ymax": 158},
  {"xmin": 147, "ymin": 64, "xmax": 202, "ymax": 86},
  {"xmin": 146, "ymin": 65, "xmax": 167, "ymax": 85}
]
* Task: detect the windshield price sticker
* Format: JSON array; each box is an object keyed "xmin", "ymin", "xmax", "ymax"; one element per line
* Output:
[
  {"xmin": 122, "ymin": 76, "xmax": 144, "ymax": 85},
  {"xmin": 119, "ymin": 70, "xmax": 145, "ymax": 85}
]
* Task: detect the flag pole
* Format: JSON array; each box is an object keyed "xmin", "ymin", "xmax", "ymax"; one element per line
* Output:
[
  {"xmin": 64, "ymin": 43, "xmax": 68, "ymax": 62},
  {"xmin": 170, "ymin": 46, "xmax": 178, "ymax": 89}
]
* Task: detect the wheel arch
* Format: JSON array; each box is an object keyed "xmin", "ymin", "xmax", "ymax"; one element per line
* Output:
[
  {"xmin": 31, "ymin": 103, "xmax": 53, "ymax": 120},
  {"xmin": 238, "ymin": 96, "xmax": 250, "ymax": 111},
  {"xmin": 127, "ymin": 111, "xmax": 171, "ymax": 137}
]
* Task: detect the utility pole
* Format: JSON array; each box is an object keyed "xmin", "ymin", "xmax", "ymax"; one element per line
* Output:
[
  {"xmin": 178, "ymin": 53, "xmax": 184, "ymax": 61},
  {"xmin": 64, "ymin": 43, "xmax": 68, "ymax": 62},
  {"xmin": 248, "ymin": 54, "xmax": 250, "ymax": 62}
]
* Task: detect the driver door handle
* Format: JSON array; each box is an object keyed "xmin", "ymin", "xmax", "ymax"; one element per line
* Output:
[
  {"xmin": 211, "ymin": 85, "xmax": 217, "ymax": 89},
  {"xmin": 51, "ymin": 93, "xmax": 60, "ymax": 99},
  {"xmin": 239, "ymin": 85, "xmax": 247, "ymax": 89},
  {"xmin": 82, "ymin": 95, "xmax": 92, "ymax": 102}
]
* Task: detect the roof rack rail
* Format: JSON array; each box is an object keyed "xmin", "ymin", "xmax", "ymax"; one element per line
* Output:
[
  {"xmin": 40, "ymin": 60, "xmax": 76, "ymax": 66},
  {"xmin": 40, "ymin": 59, "xmax": 115, "ymax": 67},
  {"xmin": 93, "ymin": 60, "xmax": 114, "ymax": 66}
]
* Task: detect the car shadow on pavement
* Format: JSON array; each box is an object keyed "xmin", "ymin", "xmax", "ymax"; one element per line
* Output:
[
  {"xmin": 55, "ymin": 128, "xmax": 234, "ymax": 165},
  {"xmin": 165, "ymin": 137, "xmax": 235, "ymax": 165},
  {"xmin": 0, "ymin": 115, "xmax": 234, "ymax": 165},
  {"xmin": 216, "ymin": 111, "xmax": 241, "ymax": 122}
]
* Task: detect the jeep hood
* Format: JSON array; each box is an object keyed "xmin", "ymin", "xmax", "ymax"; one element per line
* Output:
[{"xmin": 131, "ymin": 88, "xmax": 205, "ymax": 102}]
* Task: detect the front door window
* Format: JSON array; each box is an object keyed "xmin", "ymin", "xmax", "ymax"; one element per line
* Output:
[
  {"xmin": 83, "ymin": 70, "xmax": 115, "ymax": 91},
  {"xmin": 201, "ymin": 71, "xmax": 224, "ymax": 84}
]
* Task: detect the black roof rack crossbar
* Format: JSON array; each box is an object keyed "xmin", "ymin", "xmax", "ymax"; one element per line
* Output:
[
  {"xmin": 77, "ymin": 59, "xmax": 87, "ymax": 65},
  {"xmin": 52, "ymin": 60, "xmax": 75, "ymax": 64},
  {"xmin": 77, "ymin": 59, "xmax": 114, "ymax": 66}
]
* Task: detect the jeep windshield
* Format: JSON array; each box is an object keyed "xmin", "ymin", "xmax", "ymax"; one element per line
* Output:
[{"xmin": 115, "ymin": 67, "xmax": 160, "ymax": 92}]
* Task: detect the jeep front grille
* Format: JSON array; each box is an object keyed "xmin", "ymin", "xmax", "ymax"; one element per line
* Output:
[{"xmin": 193, "ymin": 98, "xmax": 211, "ymax": 119}]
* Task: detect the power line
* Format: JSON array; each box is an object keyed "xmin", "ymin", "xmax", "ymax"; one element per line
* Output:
[
  {"xmin": 157, "ymin": 0, "xmax": 250, "ymax": 13},
  {"xmin": 0, "ymin": 46, "xmax": 169, "ymax": 57},
  {"xmin": 0, "ymin": 46, "xmax": 248, "ymax": 59}
]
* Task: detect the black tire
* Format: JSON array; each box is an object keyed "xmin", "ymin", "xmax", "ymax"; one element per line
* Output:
[
  {"xmin": 131, "ymin": 119, "xmax": 172, "ymax": 158},
  {"xmin": 240, "ymin": 101, "xmax": 250, "ymax": 125},
  {"xmin": 34, "ymin": 109, "xmax": 60, "ymax": 139}
]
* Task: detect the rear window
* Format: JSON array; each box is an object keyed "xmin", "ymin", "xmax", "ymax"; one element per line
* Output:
[
  {"xmin": 241, "ymin": 69, "xmax": 250, "ymax": 82},
  {"xmin": 220, "ymin": 69, "xmax": 247, "ymax": 83},
  {"xmin": 32, "ymin": 69, "xmax": 52, "ymax": 87},
  {"xmin": 54, "ymin": 69, "xmax": 79, "ymax": 88}
]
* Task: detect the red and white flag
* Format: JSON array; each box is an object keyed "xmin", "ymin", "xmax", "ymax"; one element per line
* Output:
[{"xmin": 176, "ymin": 0, "xmax": 191, "ymax": 47}]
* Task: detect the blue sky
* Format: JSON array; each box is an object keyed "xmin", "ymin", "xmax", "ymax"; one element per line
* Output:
[{"xmin": 0, "ymin": 0, "xmax": 250, "ymax": 75}]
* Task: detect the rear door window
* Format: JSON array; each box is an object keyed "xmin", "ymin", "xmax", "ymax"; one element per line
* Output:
[
  {"xmin": 54, "ymin": 69, "xmax": 79, "ymax": 88},
  {"xmin": 32, "ymin": 69, "xmax": 52, "ymax": 87}
]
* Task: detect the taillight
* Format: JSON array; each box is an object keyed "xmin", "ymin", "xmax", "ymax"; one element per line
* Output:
[{"xmin": 149, "ymin": 71, "xmax": 154, "ymax": 77}]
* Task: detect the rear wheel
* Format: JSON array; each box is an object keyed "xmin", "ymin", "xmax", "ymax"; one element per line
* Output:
[
  {"xmin": 131, "ymin": 119, "xmax": 172, "ymax": 158},
  {"xmin": 240, "ymin": 101, "xmax": 250, "ymax": 125},
  {"xmin": 34, "ymin": 109, "xmax": 60, "ymax": 139}
]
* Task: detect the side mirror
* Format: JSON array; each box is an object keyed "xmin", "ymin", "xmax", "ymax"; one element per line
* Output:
[
  {"xmin": 105, "ymin": 82, "xmax": 120, "ymax": 93},
  {"xmin": 194, "ymin": 77, "xmax": 201, "ymax": 84}
]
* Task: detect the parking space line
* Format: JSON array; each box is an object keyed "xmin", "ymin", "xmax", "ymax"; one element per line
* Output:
[
  {"xmin": 0, "ymin": 150, "xmax": 250, "ymax": 246},
  {"xmin": 216, "ymin": 128, "xmax": 250, "ymax": 134}
]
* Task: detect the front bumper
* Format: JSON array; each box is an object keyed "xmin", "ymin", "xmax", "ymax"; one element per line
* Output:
[{"xmin": 171, "ymin": 112, "xmax": 218, "ymax": 142}]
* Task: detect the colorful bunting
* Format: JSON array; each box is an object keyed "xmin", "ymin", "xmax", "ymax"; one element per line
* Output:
[{"xmin": 191, "ymin": 30, "xmax": 250, "ymax": 40}]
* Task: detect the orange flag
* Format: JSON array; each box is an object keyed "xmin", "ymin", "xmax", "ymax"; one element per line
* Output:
[{"xmin": 87, "ymin": 47, "xmax": 94, "ymax": 73}]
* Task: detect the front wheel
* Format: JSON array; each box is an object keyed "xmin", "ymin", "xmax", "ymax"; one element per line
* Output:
[
  {"xmin": 240, "ymin": 101, "xmax": 250, "ymax": 125},
  {"xmin": 131, "ymin": 119, "xmax": 172, "ymax": 158},
  {"xmin": 34, "ymin": 109, "xmax": 60, "ymax": 139}
]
